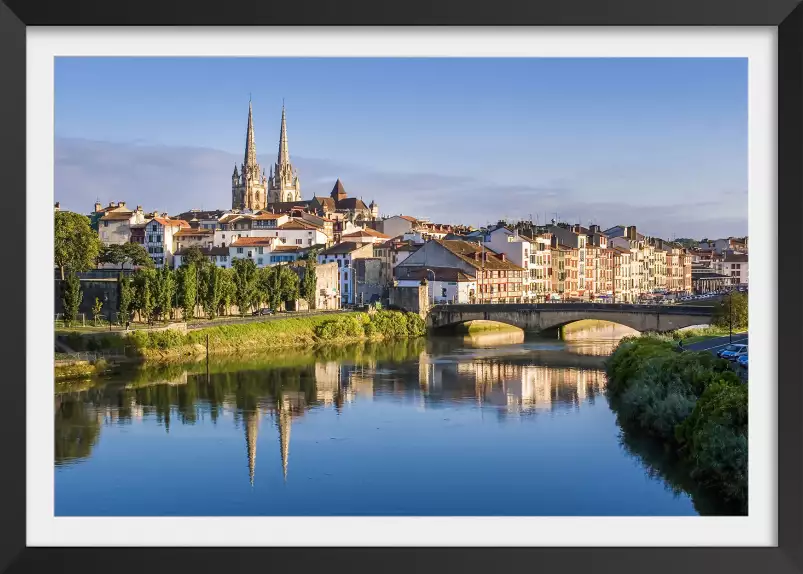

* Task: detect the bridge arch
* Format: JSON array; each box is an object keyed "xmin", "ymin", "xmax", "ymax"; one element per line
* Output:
[{"xmin": 426, "ymin": 303, "xmax": 713, "ymax": 334}]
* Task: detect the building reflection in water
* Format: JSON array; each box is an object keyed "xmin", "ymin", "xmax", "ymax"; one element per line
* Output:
[{"xmin": 55, "ymin": 335, "xmax": 609, "ymax": 484}]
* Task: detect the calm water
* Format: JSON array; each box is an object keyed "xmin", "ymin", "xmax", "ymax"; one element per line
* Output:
[{"xmin": 55, "ymin": 324, "xmax": 726, "ymax": 516}]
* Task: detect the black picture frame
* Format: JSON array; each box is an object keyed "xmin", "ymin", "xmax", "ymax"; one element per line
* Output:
[{"xmin": 1, "ymin": 1, "xmax": 800, "ymax": 572}]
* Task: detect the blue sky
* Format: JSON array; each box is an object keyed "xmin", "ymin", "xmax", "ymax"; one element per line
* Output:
[{"xmin": 55, "ymin": 57, "xmax": 747, "ymax": 239}]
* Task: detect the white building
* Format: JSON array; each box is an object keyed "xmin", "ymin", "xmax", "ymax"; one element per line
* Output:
[
  {"xmin": 143, "ymin": 216, "xmax": 189, "ymax": 268},
  {"xmin": 96, "ymin": 202, "xmax": 147, "ymax": 245},
  {"xmin": 394, "ymin": 266, "xmax": 477, "ymax": 304},
  {"xmin": 718, "ymin": 253, "xmax": 749, "ymax": 285},
  {"xmin": 317, "ymin": 242, "xmax": 375, "ymax": 306}
]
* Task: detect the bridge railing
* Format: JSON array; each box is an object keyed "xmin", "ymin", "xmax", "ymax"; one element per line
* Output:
[{"xmin": 428, "ymin": 302, "xmax": 715, "ymax": 314}]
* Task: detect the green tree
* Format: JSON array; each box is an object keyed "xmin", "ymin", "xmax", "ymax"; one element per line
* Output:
[
  {"xmin": 117, "ymin": 272, "xmax": 133, "ymax": 324},
  {"xmin": 55, "ymin": 211, "xmax": 102, "ymax": 280},
  {"xmin": 301, "ymin": 253, "xmax": 318, "ymax": 309},
  {"xmin": 133, "ymin": 269, "xmax": 155, "ymax": 323},
  {"xmin": 178, "ymin": 264, "xmax": 198, "ymax": 320},
  {"xmin": 201, "ymin": 264, "xmax": 222, "ymax": 319},
  {"xmin": 712, "ymin": 292, "xmax": 748, "ymax": 331},
  {"xmin": 61, "ymin": 272, "xmax": 83, "ymax": 326},
  {"xmin": 92, "ymin": 297, "xmax": 104, "ymax": 326},
  {"xmin": 99, "ymin": 243, "xmax": 127, "ymax": 268},
  {"xmin": 218, "ymin": 268, "xmax": 237, "ymax": 316},
  {"xmin": 123, "ymin": 242, "xmax": 154, "ymax": 268},
  {"xmin": 151, "ymin": 266, "xmax": 176, "ymax": 323},
  {"xmin": 101, "ymin": 242, "xmax": 153, "ymax": 270},
  {"xmin": 232, "ymin": 258, "xmax": 258, "ymax": 315},
  {"xmin": 55, "ymin": 397, "xmax": 101, "ymax": 465},
  {"xmin": 181, "ymin": 246, "xmax": 208, "ymax": 269},
  {"xmin": 279, "ymin": 265, "xmax": 300, "ymax": 306}
]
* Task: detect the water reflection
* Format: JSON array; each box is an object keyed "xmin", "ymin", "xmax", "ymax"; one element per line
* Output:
[{"xmin": 54, "ymin": 329, "xmax": 719, "ymax": 516}]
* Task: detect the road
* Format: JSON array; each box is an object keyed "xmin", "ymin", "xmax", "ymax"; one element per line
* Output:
[{"xmin": 684, "ymin": 333, "xmax": 748, "ymax": 354}]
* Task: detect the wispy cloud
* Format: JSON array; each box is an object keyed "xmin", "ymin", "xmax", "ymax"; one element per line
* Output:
[{"xmin": 55, "ymin": 137, "xmax": 746, "ymax": 239}]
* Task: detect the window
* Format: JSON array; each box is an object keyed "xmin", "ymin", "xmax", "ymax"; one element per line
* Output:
[
  {"xmin": 338, "ymin": 260, "xmax": 342, "ymax": 268},
  {"xmin": 258, "ymin": 247, "xmax": 264, "ymax": 254},
  {"xmin": 258, "ymin": 258, "xmax": 263, "ymax": 265},
  {"xmin": 296, "ymin": 239, "xmax": 303, "ymax": 245},
  {"xmin": 237, "ymin": 248, "xmax": 243, "ymax": 254}
]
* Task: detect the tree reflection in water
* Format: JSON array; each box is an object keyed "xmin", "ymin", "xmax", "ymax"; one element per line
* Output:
[{"xmin": 53, "ymin": 333, "xmax": 732, "ymax": 514}]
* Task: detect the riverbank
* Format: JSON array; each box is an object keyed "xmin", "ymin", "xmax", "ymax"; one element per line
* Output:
[
  {"xmin": 55, "ymin": 311, "xmax": 427, "ymax": 365},
  {"xmin": 605, "ymin": 335, "xmax": 747, "ymax": 513}
]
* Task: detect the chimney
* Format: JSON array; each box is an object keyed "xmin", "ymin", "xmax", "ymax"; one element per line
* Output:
[
  {"xmin": 109, "ymin": 201, "xmax": 114, "ymax": 207},
  {"xmin": 590, "ymin": 224, "xmax": 600, "ymax": 234},
  {"xmin": 473, "ymin": 252, "xmax": 480, "ymax": 261},
  {"xmin": 119, "ymin": 201, "xmax": 126, "ymax": 207},
  {"xmin": 500, "ymin": 253, "xmax": 506, "ymax": 262},
  {"xmin": 54, "ymin": 202, "xmax": 60, "ymax": 210},
  {"xmin": 136, "ymin": 205, "xmax": 142, "ymax": 212},
  {"xmin": 94, "ymin": 202, "xmax": 102, "ymax": 212}
]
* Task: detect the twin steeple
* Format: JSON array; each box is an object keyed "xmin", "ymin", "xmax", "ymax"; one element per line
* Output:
[{"xmin": 232, "ymin": 98, "xmax": 301, "ymax": 210}]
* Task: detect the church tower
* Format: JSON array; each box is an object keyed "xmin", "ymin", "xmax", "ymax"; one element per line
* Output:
[
  {"xmin": 267, "ymin": 103, "xmax": 302, "ymax": 204},
  {"xmin": 232, "ymin": 100, "xmax": 268, "ymax": 211}
]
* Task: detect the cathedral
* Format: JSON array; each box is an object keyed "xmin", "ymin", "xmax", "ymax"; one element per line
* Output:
[{"xmin": 231, "ymin": 101, "xmax": 302, "ymax": 211}]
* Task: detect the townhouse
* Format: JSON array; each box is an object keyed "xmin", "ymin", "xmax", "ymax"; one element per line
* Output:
[
  {"xmin": 317, "ymin": 242, "xmax": 376, "ymax": 306},
  {"xmin": 396, "ymin": 239, "xmax": 525, "ymax": 304}
]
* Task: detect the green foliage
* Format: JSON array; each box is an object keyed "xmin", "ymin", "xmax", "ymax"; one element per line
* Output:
[
  {"xmin": 301, "ymin": 255, "xmax": 318, "ymax": 308},
  {"xmin": 99, "ymin": 243, "xmax": 127, "ymax": 268},
  {"xmin": 92, "ymin": 297, "xmax": 104, "ymax": 325},
  {"xmin": 54, "ymin": 211, "xmax": 102, "ymax": 279},
  {"xmin": 314, "ymin": 311, "xmax": 426, "ymax": 341},
  {"xmin": 180, "ymin": 246, "xmax": 208, "ymax": 269},
  {"xmin": 132, "ymin": 269, "xmax": 155, "ymax": 322},
  {"xmin": 232, "ymin": 258, "xmax": 258, "ymax": 315},
  {"xmin": 61, "ymin": 272, "xmax": 83, "ymax": 326},
  {"xmin": 676, "ymin": 382, "xmax": 748, "ymax": 503},
  {"xmin": 178, "ymin": 264, "xmax": 198, "ymax": 320},
  {"xmin": 123, "ymin": 242, "xmax": 153, "ymax": 268},
  {"xmin": 117, "ymin": 273, "xmax": 133, "ymax": 322},
  {"xmin": 151, "ymin": 266, "xmax": 176, "ymax": 322},
  {"xmin": 712, "ymin": 292, "xmax": 748, "ymax": 331},
  {"xmin": 606, "ymin": 335, "xmax": 748, "ymax": 509},
  {"xmin": 218, "ymin": 268, "xmax": 236, "ymax": 316},
  {"xmin": 128, "ymin": 328, "xmax": 186, "ymax": 350},
  {"xmin": 200, "ymin": 264, "xmax": 222, "ymax": 319}
]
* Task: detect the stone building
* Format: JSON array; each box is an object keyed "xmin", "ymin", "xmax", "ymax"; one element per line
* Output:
[
  {"xmin": 267, "ymin": 104, "xmax": 302, "ymax": 205},
  {"xmin": 232, "ymin": 101, "xmax": 301, "ymax": 211},
  {"xmin": 232, "ymin": 101, "xmax": 269, "ymax": 211}
]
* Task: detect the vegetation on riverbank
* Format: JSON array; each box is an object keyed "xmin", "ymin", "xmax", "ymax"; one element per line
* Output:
[
  {"xmin": 56, "ymin": 311, "xmax": 427, "ymax": 362},
  {"xmin": 54, "ymin": 359, "xmax": 108, "ymax": 382},
  {"xmin": 671, "ymin": 325, "xmax": 747, "ymax": 345},
  {"xmin": 605, "ymin": 335, "xmax": 747, "ymax": 512}
]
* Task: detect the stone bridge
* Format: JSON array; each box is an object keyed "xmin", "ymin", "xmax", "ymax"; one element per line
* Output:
[{"xmin": 426, "ymin": 303, "xmax": 715, "ymax": 333}]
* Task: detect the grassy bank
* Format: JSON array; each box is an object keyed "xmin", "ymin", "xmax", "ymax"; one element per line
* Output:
[
  {"xmin": 606, "ymin": 335, "xmax": 747, "ymax": 512},
  {"xmin": 54, "ymin": 359, "xmax": 109, "ymax": 382},
  {"xmin": 57, "ymin": 311, "xmax": 427, "ymax": 363},
  {"xmin": 671, "ymin": 326, "xmax": 748, "ymax": 345}
]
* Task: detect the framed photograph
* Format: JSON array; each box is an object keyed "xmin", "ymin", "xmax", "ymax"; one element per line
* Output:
[{"xmin": 2, "ymin": 0, "xmax": 801, "ymax": 572}]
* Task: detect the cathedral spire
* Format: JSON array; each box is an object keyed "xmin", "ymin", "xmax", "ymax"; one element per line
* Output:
[
  {"xmin": 244, "ymin": 99, "xmax": 257, "ymax": 168},
  {"xmin": 277, "ymin": 102, "xmax": 290, "ymax": 167}
]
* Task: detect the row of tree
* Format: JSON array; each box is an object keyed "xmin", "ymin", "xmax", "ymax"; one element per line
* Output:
[{"xmin": 55, "ymin": 210, "xmax": 319, "ymax": 325}]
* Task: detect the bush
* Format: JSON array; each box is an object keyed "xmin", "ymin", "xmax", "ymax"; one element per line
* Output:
[
  {"xmin": 606, "ymin": 335, "xmax": 748, "ymax": 509},
  {"xmin": 676, "ymin": 381, "xmax": 748, "ymax": 504},
  {"xmin": 313, "ymin": 311, "xmax": 426, "ymax": 342}
]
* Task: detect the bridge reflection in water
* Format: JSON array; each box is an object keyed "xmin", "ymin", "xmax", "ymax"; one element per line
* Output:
[{"xmin": 54, "ymin": 326, "xmax": 724, "ymax": 517}]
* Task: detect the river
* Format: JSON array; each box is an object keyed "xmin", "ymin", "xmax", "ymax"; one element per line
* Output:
[{"xmin": 54, "ymin": 323, "xmax": 731, "ymax": 516}]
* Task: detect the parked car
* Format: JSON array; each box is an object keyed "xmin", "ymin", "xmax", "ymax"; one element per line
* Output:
[
  {"xmin": 737, "ymin": 354, "xmax": 748, "ymax": 369},
  {"xmin": 719, "ymin": 344, "xmax": 748, "ymax": 361},
  {"xmin": 252, "ymin": 308, "xmax": 274, "ymax": 316}
]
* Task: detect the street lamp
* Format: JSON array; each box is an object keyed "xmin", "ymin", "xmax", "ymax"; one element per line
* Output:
[{"xmin": 727, "ymin": 289, "xmax": 734, "ymax": 344}]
